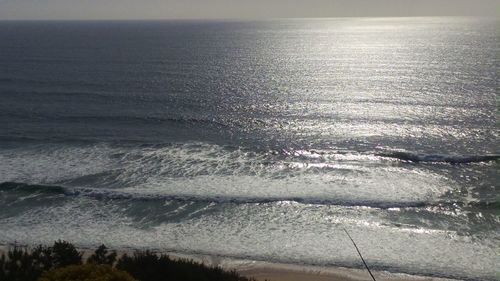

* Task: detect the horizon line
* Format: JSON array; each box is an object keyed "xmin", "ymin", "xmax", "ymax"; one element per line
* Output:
[{"xmin": 0, "ymin": 15, "xmax": 496, "ymax": 22}]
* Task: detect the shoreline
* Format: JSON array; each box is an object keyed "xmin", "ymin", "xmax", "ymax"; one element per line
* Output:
[
  {"xmin": 0, "ymin": 243, "xmax": 459, "ymax": 281},
  {"xmin": 157, "ymin": 252, "xmax": 459, "ymax": 281}
]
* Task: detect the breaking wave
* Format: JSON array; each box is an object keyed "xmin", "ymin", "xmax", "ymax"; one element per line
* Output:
[
  {"xmin": 1, "ymin": 181, "xmax": 493, "ymax": 210},
  {"xmin": 378, "ymin": 151, "xmax": 500, "ymax": 164}
]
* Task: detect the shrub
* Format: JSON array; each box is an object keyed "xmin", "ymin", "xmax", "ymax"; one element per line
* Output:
[
  {"xmin": 0, "ymin": 253, "xmax": 5, "ymax": 281},
  {"xmin": 87, "ymin": 245, "xmax": 117, "ymax": 265},
  {"xmin": 1, "ymin": 242, "xmax": 257, "ymax": 281},
  {"xmin": 0, "ymin": 241, "xmax": 82, "ymax": 281},
  {"xmin": 0, "ymin": 246, "xmax": 53, "ymax": 281},
  {"xmin": 116, "ymin": 251, "xmax": 254, "ymax": 281},
  {"xmin": 51, "ymin": 240, "xmax": 82, "ymax": 267},
  {"xmin": 37, "ymin": 264, "xmax": 136, "ymax": 281},
  {"xmin": 31, "ymin": 245, "xmax": 55, "ymax": 271}
]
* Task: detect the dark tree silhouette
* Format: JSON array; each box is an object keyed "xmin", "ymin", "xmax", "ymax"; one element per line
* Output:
[
  {"xmin": 87, "ymin": 244, "xmax": 117, "ymax": 265},
  {"xmin": 116, "ymin": 251, "xmax": 255, "ymax": 281},
  {"xmin": 0, "ymin": 246, "xmax": 53, "ymax": 281},
  {"xmin": 0, "ymin": 242, "xmax": 257, "ymax": 281},
  {"xmin": 51, "ymin": 240, "xmax": 82, "ymax": 267},
  {"xmin": 31, "ymin": 245, "xmax": 54, "ymax": 271},
  {"xmin": 0, "ymin": 252, "xmax": 5, "ymax": 281}
]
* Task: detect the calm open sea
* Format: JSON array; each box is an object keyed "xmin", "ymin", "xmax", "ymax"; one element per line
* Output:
[{"xmin": 0, "ymin": 17, "xmax": 498, "ymax": 280}]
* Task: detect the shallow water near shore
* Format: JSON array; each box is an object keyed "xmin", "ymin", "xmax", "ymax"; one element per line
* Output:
[{"xmin": 0, "ymin": 17, "xmax": 498, "ymax": 280}]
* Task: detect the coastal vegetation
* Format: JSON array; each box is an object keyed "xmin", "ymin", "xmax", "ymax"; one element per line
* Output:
[
  {"xmin": 38, "ymin": 264, "xmax": 135, "ymax": 281},
  {"xmin": 0, "ymin": 241, "xmax": 257, "ymax": 281}
]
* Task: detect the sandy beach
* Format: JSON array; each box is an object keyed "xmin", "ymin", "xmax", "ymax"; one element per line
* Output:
[{"xmin": 165, "ymin": 252, "xmax": 458, "ymax": 281}]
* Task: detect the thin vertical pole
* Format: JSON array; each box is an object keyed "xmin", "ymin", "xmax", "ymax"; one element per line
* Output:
[{"xmin": 343, "ymin": 228, "xmax": 376, "ymax": 281}]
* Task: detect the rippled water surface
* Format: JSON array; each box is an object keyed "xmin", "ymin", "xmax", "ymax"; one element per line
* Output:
[{"xmin": 0, "ymin": 17, "xmax": 498, "ymax": 280}]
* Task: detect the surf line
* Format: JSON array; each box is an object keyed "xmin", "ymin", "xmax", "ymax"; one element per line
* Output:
[{"xmin": 343, "ymin": 228, "xmax": 377, "ymax": 281}]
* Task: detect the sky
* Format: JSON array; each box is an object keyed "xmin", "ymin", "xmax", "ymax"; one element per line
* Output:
[{"xmin": 0, "ymin": 0, "xmax": 498, "ymax": 20}]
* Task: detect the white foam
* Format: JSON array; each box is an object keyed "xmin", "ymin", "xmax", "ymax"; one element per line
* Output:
[
  {"xmin": 0, "ymin": 198, "xmax": 497, "ymax": 280},
  {"xmin": 0, "ymin": 142, "xmax": 453, "ymax": 205},
  {"xmin": 0, "ymin": 144, "xmax": 117, "ymax": 184}
]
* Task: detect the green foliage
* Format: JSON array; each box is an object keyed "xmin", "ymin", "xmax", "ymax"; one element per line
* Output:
[
  {"xmin": 0, "ymin": 242, "xmax": 257, "ymax": 281},
  {"xmin": 87, "ymin": 245, "xmax": 117, "ymax": 265},
  {"xmin": 116, "ymin": 251, "xmax": 255, "ymax": 281},
  {"xmin": 51, "ymin": 240, "xmax": 82, "ymax": 267},
  {"xmin": 31, "ymin": 245, "xmax": 55, "ymax": 270},
  {"xmin": 0, "ymin": 245, "xmax": 54, "ymax": 281},
  {"xmin": 0, "ymin": 241, "xmax": 82, "ymax": 281},
  {"xmin": 37, "ymin": 264, "xmax": 136, "ymax": 281}
]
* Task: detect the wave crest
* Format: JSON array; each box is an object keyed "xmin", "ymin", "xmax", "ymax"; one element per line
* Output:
[
  {"xmin": 2, "ymin": 181, "xmax": 496, "ymax": 210},
  {"xmin": 378, "ymin": 151, "xmax": 500, "ymax": 164}
]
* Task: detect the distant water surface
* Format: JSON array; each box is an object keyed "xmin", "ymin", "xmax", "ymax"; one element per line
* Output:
[{"xmin": 0, "ymin": 17, "xmax": 498, "ymax": 280}]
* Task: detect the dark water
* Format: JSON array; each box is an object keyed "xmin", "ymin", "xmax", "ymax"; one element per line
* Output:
[{"xmin": 0, "ymin": 18, "xmax": 498, "ymax": 280}]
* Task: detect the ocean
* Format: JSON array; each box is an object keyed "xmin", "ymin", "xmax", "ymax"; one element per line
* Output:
[{"xmin": 0, "ymin": 17, "xmax": 498, "ymax": 280}]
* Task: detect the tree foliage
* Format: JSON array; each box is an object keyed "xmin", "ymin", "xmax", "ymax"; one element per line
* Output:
[
  {"xmin": 0, "ymin": 242, "xmax": 77, "ymax": 281},
  {"xmin": 116, "ymin": 251, "xmax": 255, "ymax": 281},
  {"xmin": 51, "ymin": 241, "xmax": 82, "ymax": 268},
  {"xmin": 0, "ymin": 241, "xmax": 257, "ymax": 281},
  {"xmin": 87, "ymin": 245, "xmax": 117, "ymax": 265},
  {"xmin": 38, "ymin": 264, "xmax": 135, "ymax": 281}
]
